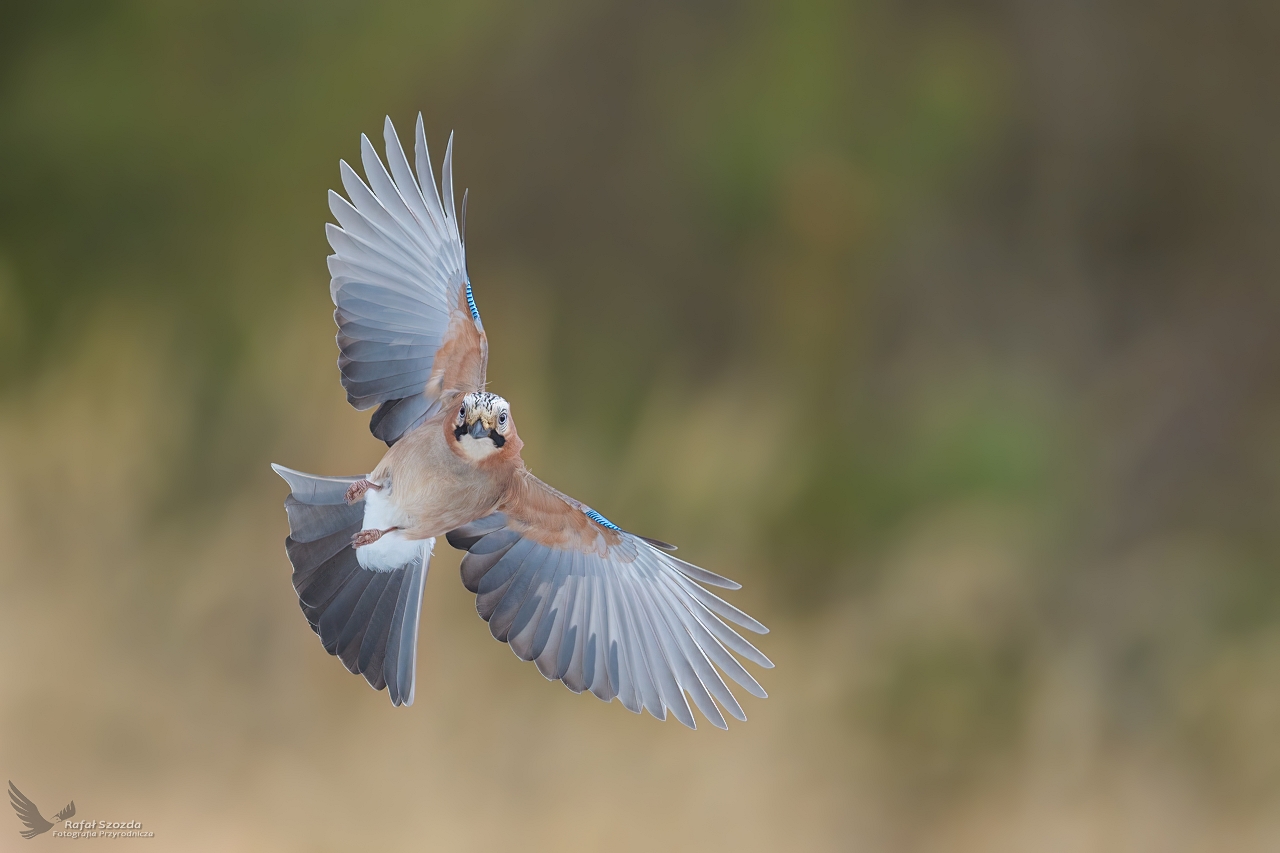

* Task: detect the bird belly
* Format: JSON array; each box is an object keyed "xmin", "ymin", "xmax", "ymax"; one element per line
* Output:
[
  {"xmin": 397, "ymin": 474, "xmax": 500, "ymax": 539},
  {"xmin": 357, "ymin": 485, "xmax": 429, "ymax": 571},
  {"xmin": 367, "ymin": 417, "xmax": 508, "ymax": 541}
]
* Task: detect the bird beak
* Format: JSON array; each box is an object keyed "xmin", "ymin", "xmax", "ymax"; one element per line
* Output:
[{"xmin": 468, "ymin": 419, "xmax": 490, "ymax": 440}]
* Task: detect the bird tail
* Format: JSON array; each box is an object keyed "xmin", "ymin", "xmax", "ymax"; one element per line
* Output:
[{"xmin": 271, "ymin": 464, "xmax": 429, "ymax": 706}]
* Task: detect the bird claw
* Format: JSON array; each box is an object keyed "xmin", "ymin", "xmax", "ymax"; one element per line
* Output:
[
  {"xmin": 351, "ymin": 528, "xmax": 385, "ymax": 548},
  {"xmin": 345, "ymin": 478, "xmax": 381, "ymax": 505}
]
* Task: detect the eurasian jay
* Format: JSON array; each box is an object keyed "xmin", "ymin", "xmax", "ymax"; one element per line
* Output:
[{"xmin": 272, "ymin": 115, "xmax": 771, "ymax": 729}]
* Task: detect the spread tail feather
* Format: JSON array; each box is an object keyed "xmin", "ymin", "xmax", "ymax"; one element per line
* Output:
[{"xmin": 271, "ymin": 464, "xmax": 429, "ymax": 706}]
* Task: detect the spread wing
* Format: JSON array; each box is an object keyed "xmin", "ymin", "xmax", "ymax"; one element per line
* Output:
[
  {"xmin": 327, "ymin": 114, "xmax": 487, "ymax": 445},
  {"xmin": 446, "ymin": 476, "xmax": 772, "ymax": 730},
  {"xmin": 8, "ymin": 781, "xmax": 52, "ymax": 838}
]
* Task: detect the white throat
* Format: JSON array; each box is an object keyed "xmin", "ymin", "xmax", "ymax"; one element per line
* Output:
[{"xmin": 456, "ymin": 434, "xmax": 499, "ymax": 461}]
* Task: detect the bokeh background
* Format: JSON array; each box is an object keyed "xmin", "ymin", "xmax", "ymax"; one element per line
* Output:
[{"xmin": 1, "ymin": 0, "xmax": 1278, "ymax": 850}]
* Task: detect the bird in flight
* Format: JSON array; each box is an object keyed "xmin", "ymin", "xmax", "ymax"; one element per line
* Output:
[
  {"xmin": 272, "ymin": 115, "xmax": 771, "ymax": 729},
  {"xmin": 8, "ymin": 782, "xmax": 74, "ymax": 839}
]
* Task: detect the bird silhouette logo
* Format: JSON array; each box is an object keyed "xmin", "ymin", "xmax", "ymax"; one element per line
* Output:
[{"xmin": 8, "ymin": 782, "xmax": 74, "ymax": 839}]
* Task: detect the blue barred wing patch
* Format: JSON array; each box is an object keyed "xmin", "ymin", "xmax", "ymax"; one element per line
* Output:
[
  {"xmin": 465, "ymin": 278, "xmax": 480, "ymax": 321},
  {"xmin": 583, "ymin": 507, "xmax": 621, "ymax": 531}
]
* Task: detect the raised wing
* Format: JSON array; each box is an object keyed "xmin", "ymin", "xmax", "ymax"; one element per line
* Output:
[
  {"xmin": 327, "ymin": 114, "xmax": 487, "ymax": 445},
  {"xmin": 8, "ymin": 781, "xmax": 53, "ymax": 839},
  {"xmin": 53, "ymin": 801, "xmax": 75, "ymax": 823},
  {"xmin": 446, "ymin": 476, "xmax": 772, "ymax": 730}
]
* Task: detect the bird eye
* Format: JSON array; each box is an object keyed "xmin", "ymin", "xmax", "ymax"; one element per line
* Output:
[
  {"xmin": 497, "ymin": 410, "xmax": 508, "ymax": 429},
  {"xmin": 457, "ymin": 405, "xmax": 466, "ymax": 424}
]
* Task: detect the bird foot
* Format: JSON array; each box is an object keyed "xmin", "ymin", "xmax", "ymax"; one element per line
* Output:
[
  {"xmin": 345, "ymin": 478, "xmax": 382, "ymax": 505},
  {"xmin": 352, "ymin": 528, "xmax": 384, "ymax": 548}
]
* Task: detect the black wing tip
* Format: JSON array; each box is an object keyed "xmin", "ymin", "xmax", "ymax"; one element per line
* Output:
[
  {"xmin": 638, "ymin": 535, "xmax": 678, "ymax": 552},
  {"xmin": 461, "ymin": 188, "xmax": 469, "ymax": 247}
]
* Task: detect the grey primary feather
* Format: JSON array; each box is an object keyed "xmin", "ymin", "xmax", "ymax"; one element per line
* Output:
[
  {"xmin": 337, "ymin": 337, "xmax": 440, "ymax": 362},
  {"xmin": 333, "ymin": 313, "xmax": 431, "ymax": 346},
  {"xmin": 666, "ymin": 555, "xmax": 741, "ymax": 590},
  {"xmin": 523, "ymin": 551, "xmax": 571, "ymax": 662},
  {"xmin": 543, "ymin": 554, "xmax": 583, "ymax": 678},
  {"xmin": 648, "ymin": 571, "xmax": 747, "ymax": 721},
  {"xmin": 475, "ymin": 538, "xmax": 537, "ymax": 615},
  {"xmin": 414, "ymin": 115, "xmax": 452, "ymax": 245},
  {"xmin": 368, "ymin": 395, "xmax": 438, "ymax": 444},
  {"xmin": 601, "ymin": 566, "xmax": 640, "ymax": 712},
  {"xmin": 488, "ymin": 546, "xmax": 552, "ymax": 642},
  {"xmin": 327, "ymin": 115, "xmax": 471, "ymax": 444},
  {"xmin": 338, "ymin": 354, "xmax": 434, "ymax": 384},
  {"xmin": 557, "ymin": 555, "xmax": 589, "ymax": 689},
  {"xmin": 272, "ymin": 464, "xmax": 430, "ymax": 707},
  {"xmin": 445, "ymin": 515, "xmax": 771, "ymax": 730},
  {"xmin": 619, "ymin": 571, "xmax": 679, "ymax": 722},
  {"xmin": 671, "ymin": 573, "xmax": 771, "ymax": 636},
  {"xmin": 579, "ymin": 559, "xmax": 615, "ymax": 699},
  {"xmin": 507, "ymin": 550, "xmax": 564, "ymax": 660},
  {"xmin": 449, "ymin": 513, "xmax": 511, "ymax": 554},
  {"xmin": 638, "ymin": 535, "xmax": 678, "ymax": 552},
  {"xmin": 629, "ymin": 564, "xmax": 718, "ymax": 728}
]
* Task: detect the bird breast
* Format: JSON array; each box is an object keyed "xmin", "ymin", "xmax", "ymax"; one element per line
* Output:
[{"xmin": 368, "ymin": 414, "xmax": 512, "ymax": 540}]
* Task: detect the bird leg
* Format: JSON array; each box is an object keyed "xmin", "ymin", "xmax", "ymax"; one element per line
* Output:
[
  {"xmin": 352, "ymin": 527, "xmax": 399, "ymax": 548},
  {"xmin": 345, "ymin": 478, "xmax": 382, "ymax": 505}
]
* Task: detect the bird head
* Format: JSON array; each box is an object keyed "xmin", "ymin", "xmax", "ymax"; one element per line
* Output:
[{"xmin": 452, "ymin": 391, "xmax": 517, "ymax": 460}]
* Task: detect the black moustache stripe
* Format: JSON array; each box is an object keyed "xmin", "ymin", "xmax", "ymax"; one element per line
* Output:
[{"xmin": 454, "ymin": 424, "xmax": 506, "ymax": 448}]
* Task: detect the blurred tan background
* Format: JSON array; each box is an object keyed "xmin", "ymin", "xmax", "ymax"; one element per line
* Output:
[{"xmin": 1, "ymin": 0, "xmax": 1278, "ymax": 850}]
